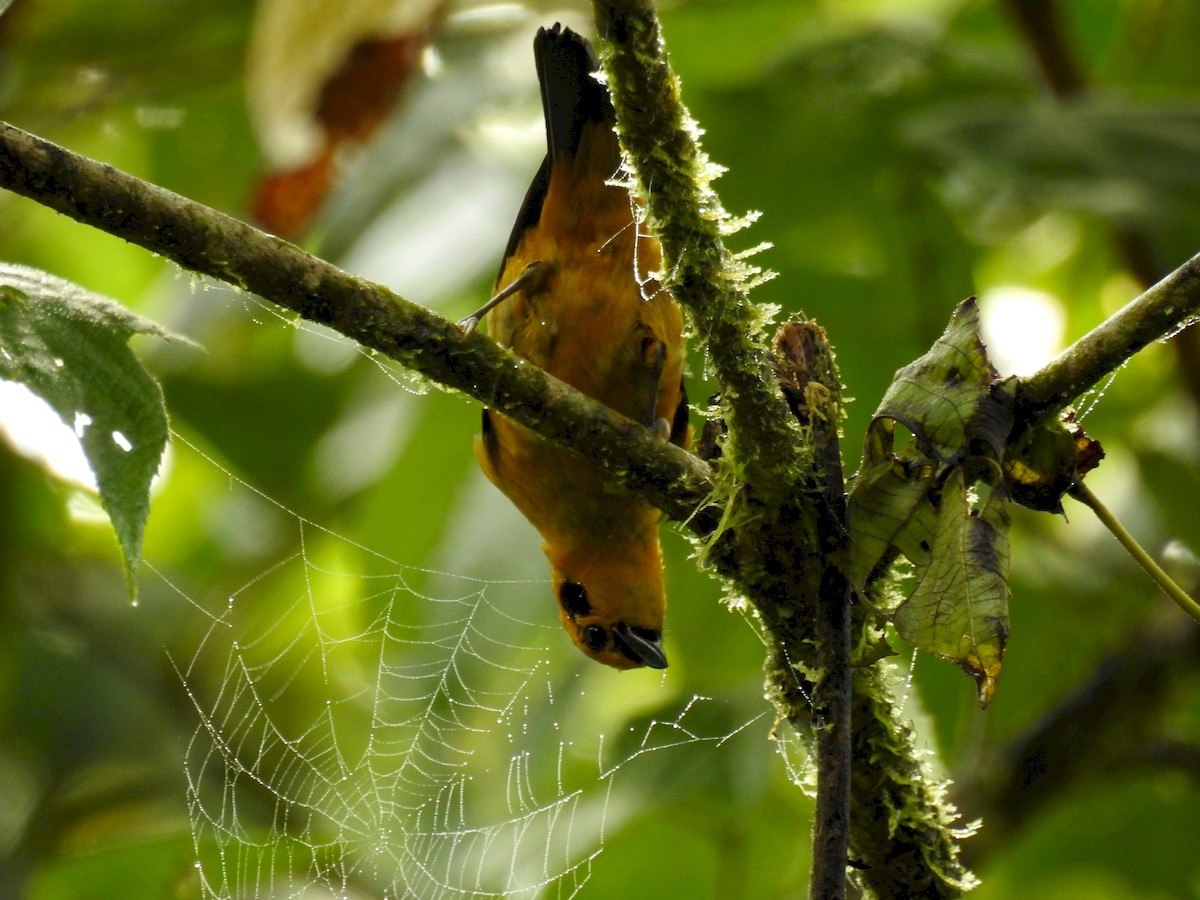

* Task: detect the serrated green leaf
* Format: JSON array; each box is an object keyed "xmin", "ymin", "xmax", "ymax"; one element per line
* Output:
[
  {"xmin": 893, "ymin": 468, "xmax": 1011, "ymax": 707},
  {"xmin": 0, "ymin": 264, "xmax": 187, "ymax": 599}
]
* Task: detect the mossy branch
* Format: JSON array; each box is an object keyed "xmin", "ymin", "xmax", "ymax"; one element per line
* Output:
[
  {"xmin": 0, "ymin": 118, "xmax": 711, "ymax": 523},
  {"xmin": 1015, "ymin": 249, "xmax": 1200, "ymax": 419},
  {"xmin": 594, "ymin": 0, "xmax": 801, "ymax": 496},
  {"xmin": 593, "ymin": 3, "xmax": 978, "ymax": 896}
]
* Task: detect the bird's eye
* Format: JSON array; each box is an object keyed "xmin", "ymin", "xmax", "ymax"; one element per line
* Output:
[
  {"xmin": 558, "ymin": 581, "xmax": 591, "ymax": 617},
  {"xmin": 580, "ymin": 624, "xmax": 608, "ymax": 651}
]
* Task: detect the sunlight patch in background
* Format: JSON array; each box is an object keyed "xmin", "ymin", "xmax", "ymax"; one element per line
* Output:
[
  {"xmin": 0, "ymin": 380, "xmax": 98, "ymax": 490},
  {"xmin": 0, "ymin": 380, "xmax": 171, "ymax": 515},
  {"xmin": 979, "ymin": 285, "xmax": 1066, "ymax": 377}
]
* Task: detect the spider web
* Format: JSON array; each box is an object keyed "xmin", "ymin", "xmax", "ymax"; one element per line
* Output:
[{"xmin": 162, "ymin": 430, "xmax": 774, "ymax": 899}]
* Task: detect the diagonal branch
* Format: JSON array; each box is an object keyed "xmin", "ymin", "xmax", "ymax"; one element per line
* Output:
[
  {"xmin": 0, "ymin": 118, "xmax": 712, "ymax": 524},
  {"xmin": 1015, "ymin": 249, "xmax": 1200, "ymax": 419}
]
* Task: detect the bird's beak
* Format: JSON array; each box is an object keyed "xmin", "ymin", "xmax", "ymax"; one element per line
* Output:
[{"xmin": 614, "ymin": 622, "xmax": 668, "ymax": 670}]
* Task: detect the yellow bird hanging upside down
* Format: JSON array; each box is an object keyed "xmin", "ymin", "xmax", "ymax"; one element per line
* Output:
[{"xmin": 464, "ymin": 24, "xmax": 689, "ymax": 670}]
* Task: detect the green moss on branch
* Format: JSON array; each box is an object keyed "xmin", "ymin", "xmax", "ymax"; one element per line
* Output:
[{"xmin": 0, "ymin": 119, "xmax": 711, "ymax": 521}]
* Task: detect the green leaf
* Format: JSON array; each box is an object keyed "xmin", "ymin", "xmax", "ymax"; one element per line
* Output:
[
  {"xmin": 846, "ymin": 299, "xmax": 1017, "ymax": 703},
  {"xmin": 0, "ymin": 264, "xmax": 185, "ymax": 599},
  {"xmin": 844, "ymin": 435, "xmax": 938, "ymax": 591},
  {"xmin": 894, "ymin": 468, "xmax": 1011, "ymax": 708},
  {"xmin": 871, "ymin": 297, "xmax": 1015, "ymax": 464},
  {"xmin": 847, "ymin": 298, "xmax": 1015, "ymax": 590}
]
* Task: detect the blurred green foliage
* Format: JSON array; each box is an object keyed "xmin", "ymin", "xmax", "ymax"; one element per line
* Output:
[{"xmin": 2, "ymin": 0, "xmax": 1199, "ymax": 897}]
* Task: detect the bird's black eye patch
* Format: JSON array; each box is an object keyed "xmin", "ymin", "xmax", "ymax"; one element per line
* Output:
[
  {"xmin": 558, "ymin": 581, "xmax": 591, "ymax": 617},
  {"xmin": 580, "ymin": 624, "xmax": 608, "ymax": 651}
]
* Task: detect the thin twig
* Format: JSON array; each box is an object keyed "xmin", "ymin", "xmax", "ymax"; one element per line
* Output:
[
  {"xmin": 810, "ymin": 575, "xmax": 852, "ymax": 899},
  {"xmin": 774, "ymin": 323, "xmax": 852, "ymax": 899},
  {"xmin": 1069, "ymin": 482, "xmax": 1200, "ymax": 624}
]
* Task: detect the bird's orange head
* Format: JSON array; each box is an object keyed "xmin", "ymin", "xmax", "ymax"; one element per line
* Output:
[{"xmin": 545, "ymin": 537, "xmax": 668, "ymax": 670}]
